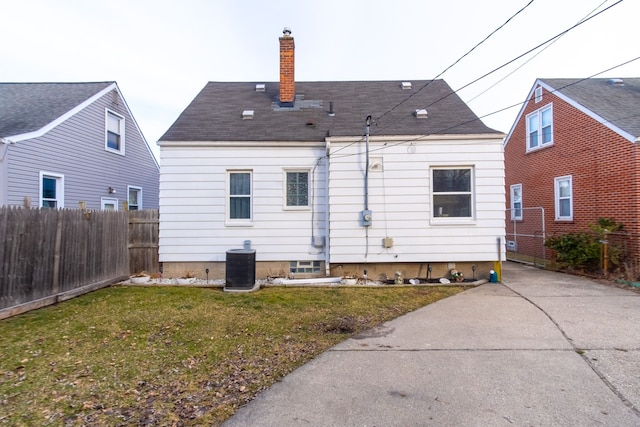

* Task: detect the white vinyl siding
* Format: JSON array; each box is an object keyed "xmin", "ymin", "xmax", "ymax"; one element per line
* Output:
[
  {"xmin": 158, "ymin": 145, "xmax": 327, "ymax": 262},
  {"xmin": 526, "ymin": 104, "xmax": 553, "ymax": 151},
  {"xmin": 328, "ymin": 136, "xmax": 505, "ymax": 263},
  {"xmin": 510, "ymin": 184, "xmax": 522, "ymax": 220},
  {"xmin": 554, "ymin": 175, "xmax": 573, "ymax": 220}
]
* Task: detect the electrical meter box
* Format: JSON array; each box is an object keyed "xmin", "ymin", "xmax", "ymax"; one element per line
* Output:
[{"xmin": 361, "ymin": 209, "xmax": 372, "ymax": 227}]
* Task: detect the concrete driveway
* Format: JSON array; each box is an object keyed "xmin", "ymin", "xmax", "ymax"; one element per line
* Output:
[{"xmin": 223, "ymin": 261, "xmax": 640, "ymax": 426}]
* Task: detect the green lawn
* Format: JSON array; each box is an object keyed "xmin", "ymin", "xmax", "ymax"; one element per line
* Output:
[{"xmin": 0, "ymin": 285, "xmax": 466, "ymax": 426}]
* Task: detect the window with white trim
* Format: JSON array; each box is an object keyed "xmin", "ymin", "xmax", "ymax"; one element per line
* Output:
[
  {"xmin": 228, "ymin": 171, "xmax": 252, "ymax": 221},
  {"xmin": 128, "ymin": 186, "xmax": 142, "ymax": 210},
  {"xmin": 106, "ymin": 110, "xmax": 125, "ymax": 154},
  {"xmin": 526, "ymin": 105, "xmax": 553, "ymax": 151},
  {"xmin": 432, "ymin": 167, "xmax": 473, "ymax": 218},
  {"xmin": 554, "ymin": 176, "xmax": 572, "ymax": 220},
  {"xmin": 40, "ymin": 172, "xmax": 64, "ymax": 208},
  {"xmin": 284, "ymin": 170, "xmax": 309, "ymax": 208},
  {"xmin": 101, "ymin": 197, "xmax": 118, "ymax": 211},
  {"xmin": 534, "ymin": 86, "xmax": 542, "ymax": 103},
  {"xmin": 510, "ymin": 184, "xmax": 522, "ymax": 220}
]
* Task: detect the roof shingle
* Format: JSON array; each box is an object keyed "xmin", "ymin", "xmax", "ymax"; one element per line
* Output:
[{"xmin": 160, "ymin": 80, "xmax": 501, "ymax": 142}]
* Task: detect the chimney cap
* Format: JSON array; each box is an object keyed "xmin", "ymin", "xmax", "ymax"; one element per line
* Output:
[{"xmin": 283, "ymin": 27, "xmax": 292, "ymax": 36}]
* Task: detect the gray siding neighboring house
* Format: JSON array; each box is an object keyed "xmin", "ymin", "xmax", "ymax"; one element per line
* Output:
[{"xmin": 0, "ymin": 82, "xmax": 159, "ymax": 210}]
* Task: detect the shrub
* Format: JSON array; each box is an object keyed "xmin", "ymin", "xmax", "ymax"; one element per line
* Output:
[
  {"xmin": 545, "ymin": 232, "xmax": 601, "ymax": 271},
  {"xmin": 545, "ymin": 218, "xmax": 623, "ymax": 272}
]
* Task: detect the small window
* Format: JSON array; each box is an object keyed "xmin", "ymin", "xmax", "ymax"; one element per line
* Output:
[
  {"xmin": 510, "ymin": 184, "xmax": 522, "ymax": 220},
  {"xmin": 554, "ymin": 176, "xmax": 572, "ymax": 220},
  {"xmin": 526, "ymin": 105, "xmax": 553, "ymax": 151},
  {"xmin": 228, "ymin": 171, "xmax": 252, "ymax": 221},
  {"xmin": 106, "ymin": 110, "xmax": 125, "ymax": 154},
  {"xmin": 285, "ymin": 170, "xmax": 309, "ymax": 208},
  {"xmin": 101, "ymin": 197, "xmax": 118, "ymax": 211},
  {"xmin": 289, "ymin": 260, "xmax": 321, "ymax": 274},
  {"xmin": 128, "ymin": 186, "xmax": 142, "ymax": 210},
  {"xmin": 40, "ymin": 172, "xmax": 64, "ymax": 208},
  {"xmin": 432, "ymin": 168, "xmax": 473, "ymax": 218},
  {"xmin": 534, "ymin": 86, "xmax": 542, "ymax": 103}
]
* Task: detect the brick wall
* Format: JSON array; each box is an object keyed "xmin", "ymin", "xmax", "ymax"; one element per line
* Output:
[{"xmin": 504, "ymin": 84, "xmax": 640, "ymax": 261}]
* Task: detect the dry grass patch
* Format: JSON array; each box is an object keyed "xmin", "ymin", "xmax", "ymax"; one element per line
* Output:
[{"xmin": 0, "ymin": 285, "xmax": 466, "ymax": 426}]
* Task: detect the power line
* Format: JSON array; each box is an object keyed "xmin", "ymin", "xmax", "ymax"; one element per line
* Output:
[
  {"xmin": 375, "ymin": 0, "xmax": 536, "ymax": 124},
  {"xmin": 466, "ymin": 0, "xmax": 610, "ymax": 104},
  {"xmin": 329, "ymin": 55, "xmax": 640, "ymax": 159},
  {"xmin": 372, "ymin": 0, "xmax": 625, "ymax": 138}
]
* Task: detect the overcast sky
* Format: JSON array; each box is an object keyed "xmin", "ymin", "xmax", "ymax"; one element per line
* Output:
[{"xmin": 2, "ymin": 0, "xmax": 639, "ymax": 161}]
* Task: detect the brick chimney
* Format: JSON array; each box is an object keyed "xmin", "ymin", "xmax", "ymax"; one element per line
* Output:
[{"xmin": 279, "ymin": 27, "xmax": 295, "ymax": 106}]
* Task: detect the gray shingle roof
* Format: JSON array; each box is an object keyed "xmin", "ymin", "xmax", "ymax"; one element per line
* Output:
[
  {"xmin": 0, "ymin": 82, "xmax": 113, "ymax": 138},
  {"xmin": 540, "ymin": 78, "xmax": 640, "ymax": 138},
  {"xmin": 160, "ymin": 80, "xmax": 501, "ymax": 142}
]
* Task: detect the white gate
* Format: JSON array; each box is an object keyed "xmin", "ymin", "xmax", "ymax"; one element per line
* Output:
[{"xmin": 505, "ymin": 207, "xmax": 546, "ymax": 268}]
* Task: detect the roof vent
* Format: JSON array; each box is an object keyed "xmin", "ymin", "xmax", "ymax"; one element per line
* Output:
[
  {"xmin": 415, "ymin": 109, "xmax": 428, "ymax": 119},
  {"xmin": 608, "ymin": 78, "xmax": 624, "ymax": 86},
  {"xmin": 242, "ymin": 110, "xmax": 255, "ymax": 120},
  {"xmin": 401, "ymin": 81, "xmax": 412, "ymax": 90},
  {"xmin": 255, "ymin": 83, "xmax": 266, "ymax": 91}
]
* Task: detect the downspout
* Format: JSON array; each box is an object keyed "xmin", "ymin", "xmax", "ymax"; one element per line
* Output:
[
  {"xmin": 325, "ymin": 143, "xmax": 331, "ymax": 277},
  {"xmin": 364, "ymin": 115, "xmax": 371, "ymax": 212}
]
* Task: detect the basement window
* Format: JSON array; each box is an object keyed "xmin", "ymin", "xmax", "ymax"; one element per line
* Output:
[{"xmin": 289, "ymin": 260, "xmax": 321, "ymax": 274}]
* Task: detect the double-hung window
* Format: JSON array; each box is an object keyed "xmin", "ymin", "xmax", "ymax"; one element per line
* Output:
[
  {"xmin": 526, "ymin": 105, "xmax": 553, "ymax": 151},
  {"xmin": 40, "ymin": 171, "xmax": 64, "ymax": 208},
  {"xmin": 106, "ymin": 110, "xmax": 125, "ymax": 154},
  {"xmin": 228, "ymin": 171, "xmax": 252, "ymax": 222},
  {"xmin": 128, "ymin": 186, "xmax": 142, "ymax": 210},
  {"xmin": 554, "ymin": 176, "xmax": 572, "ymax": 220},
  {"xmin": 284, "ymin": 170, "xmax": 309, "ymax": 209},
  {"xmin": 432, "ymin": 167, "xmax": 473, "ymax": 219},
  {"xmin": 510, "ymin": 184, "xmax": 523, "ymax": 220}
]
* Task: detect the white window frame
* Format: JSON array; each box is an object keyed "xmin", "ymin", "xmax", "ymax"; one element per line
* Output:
[
  {"xmin": 283, "ymin": 169, "xmax": 311, "ymax": 210},
  {"xmin": 554, "ymin": 175, "xmax": 573, "ymax": 221},
  {"xmin": 526, "ymin": 104, "xmax": 553, "ymax": 151},
  {"xmin": 101, "ymin": 197, "xmax": 119, "ymax": 211},
  {"xmin": 127, "ymin": 186, "xmax": 143, "ymax": 210},
  {"xmin": 105, "ymin": 109, "xmax": 125, "ymax": 155},
  {"xmin": 39, "ymin": 171, "xmax": 64, "ymax": 208},
  {"xmin": 534, "ymin": 86, "xmax": 542, "ymax": 103},
  {"xmin": 430, "ymin": 166, "xmax": 475, "ymax": 224},
  {"xmin": 226, "ymin": 170, "xmax": 253, "ymax": 225},
  {"xmin": 510, "ymin": 184, "xmax": 523, "ymax": 220}
]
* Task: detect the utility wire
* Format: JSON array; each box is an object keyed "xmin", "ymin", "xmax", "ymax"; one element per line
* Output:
[
  {"xmin": 331, "ymin": 0, "xmax": 536, "ymax": 158},
  {"xmin": 329, "ymin": 54, "xmax": 640, "ymax": 159},
  {"xmin": 467, "ymin": 0, "xmax": 609, "ymax": 104},
  {"xmin": 375, "ymin": 0, "xmax": 536, "ymax": 124},
  {"xmin": 371, "ymin": 0, "xmax": 624, "ymax": 138}
]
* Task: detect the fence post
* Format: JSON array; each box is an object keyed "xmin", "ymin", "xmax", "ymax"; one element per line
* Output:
[{"xmin": 52, "ymin": 209, "xmax": 63, "ymax": 295}]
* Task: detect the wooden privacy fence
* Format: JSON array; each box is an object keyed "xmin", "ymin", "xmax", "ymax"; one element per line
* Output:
[
  {"xmin": 128, "ymin": 209, "xmax": 159, "ymax": 274},
  {"xmin": 0, "ymin": 206, "xmax": 130, "ymax": 319}
]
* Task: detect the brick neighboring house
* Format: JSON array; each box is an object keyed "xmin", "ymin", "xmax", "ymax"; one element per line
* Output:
[{"xmin": 504, "ymin": 77, "xmax": 640, "ymax": 268}]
